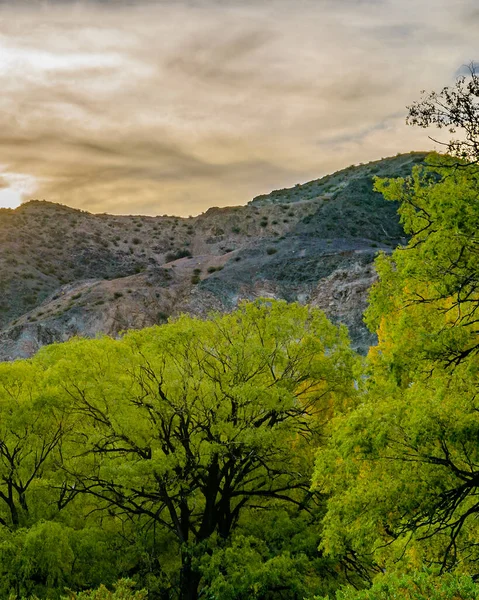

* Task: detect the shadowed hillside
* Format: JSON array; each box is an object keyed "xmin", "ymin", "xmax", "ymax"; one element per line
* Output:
[{"xmin": 0, "ymin": 152, "xmax": 427, "ymax": 360}]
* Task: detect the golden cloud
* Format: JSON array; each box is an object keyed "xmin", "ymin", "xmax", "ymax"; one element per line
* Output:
[{"xmin": 0, "ymin": 0, "xmax": 475, "ymax": 214}]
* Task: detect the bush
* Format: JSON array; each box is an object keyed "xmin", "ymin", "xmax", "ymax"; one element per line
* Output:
[
  {"xmin": 62, "ymin": 579, "xmax": 147, "ymax": 600},
  {"xmin": 165, "ymin": 249, "xmax": 192, "ymax": 262},
  {"xmin": 313, "ymin": 572, "xmax": 479, "ymax": 600},
  {"xmin": 266, "ymin": 248, "xmax": 277, "ymax": 255}
]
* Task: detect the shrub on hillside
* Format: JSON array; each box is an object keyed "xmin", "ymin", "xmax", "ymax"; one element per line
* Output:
[{"xmin": 165, "ymin": 249, "xmax": 192, "ymax": 262}]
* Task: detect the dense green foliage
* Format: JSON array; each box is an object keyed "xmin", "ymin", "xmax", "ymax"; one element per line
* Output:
[
  {"xmin": 64, "ymin": 580, "xmax": 147, "ymax": 600},
  {"xmin": 0, "ymin": 300, "xmax": 358, "ymax": 599},
  {"xmin": 316, "ymin": 571, "xmax": 479, "ymax": 600},
  {"xmin": 314, "ymin": 156, "xmax": 479, "ymax": 586}
]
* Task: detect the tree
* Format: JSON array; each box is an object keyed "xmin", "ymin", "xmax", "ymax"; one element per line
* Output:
[
  {"xmin": 315, "ymin": 352, "xmax": 479, "ymax": 572},
  {"xmin": 0, "ymin": 360, "xmax": 70, "ymax": 529},
  {"xmin": 407, "ymin": 63, "xmax": 479, "ymax": 162},
  {"xmin": 198, "ymin": 506, "xmax": 347, "ymax": 599},
  {"xmin": 0, "ymin": 362, "xmax": 130, "ymax": 599},
  {"xmin": 369, "ymin": 156, "xmax": 479, "ymax": 367},
  {"xmin": 44, "ymin": 300, "xmax": 356, "ymax": 600},
  {"xmin": 313, "ymin": 159, "xmax": 479, "ymax": 575}
]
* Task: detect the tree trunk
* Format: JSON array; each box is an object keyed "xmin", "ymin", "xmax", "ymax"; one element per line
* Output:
[{"xmin": 179, "ymin": 548, "xmax": 201, "ymax": 600}]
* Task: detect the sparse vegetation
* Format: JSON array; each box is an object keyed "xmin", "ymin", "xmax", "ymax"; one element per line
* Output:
[
  {"xmin": 206, "ymin": 265, "xmax": 224, "ymax": 273},
  {"xmin": 0, "ymin": 153, "xmax": 424, "ymax": 368},
  {"xmin": 165, "ymin": 249, "xmax": 192, "ymax": 262}
]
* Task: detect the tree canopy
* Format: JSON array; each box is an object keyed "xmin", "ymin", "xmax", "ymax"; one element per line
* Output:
[
  {"xmin": 312, "ymin": 68, "xmax": 479, "ymax": 592},
  {"xmin": 0, "ymin": 300, "xmax": 358, "ymax": 599},
  {"xmin": 314, "ymin": 155, "xmax": 479, "ymax": 579}
]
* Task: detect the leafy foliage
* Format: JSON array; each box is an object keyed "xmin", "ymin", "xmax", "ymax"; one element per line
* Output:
[
  {"xmin": 0, "ymin": 300, "xmax": 357, "ymax": 599},
  {"xmin": 314, "ymin": 156, "xmax": 479, "ymax": 577},
  {"xmin": 63, "ymin": 579, "xmax": 147, "ymax": 600},
  {"xmin": 0, "ymin": 360, "xmax": 71, "ymax": 529},
  {"xmin": 314, "ymin": 571, "xmax": 479, "ymax": 600},
  {"xmin": 368, "ymin": 154, "xmax": 479, "ymax": 367}
]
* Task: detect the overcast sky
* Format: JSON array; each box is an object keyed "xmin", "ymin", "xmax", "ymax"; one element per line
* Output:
[{"xmin": 0, "ymin": 0, "xmax": 476, "ymax": 215}]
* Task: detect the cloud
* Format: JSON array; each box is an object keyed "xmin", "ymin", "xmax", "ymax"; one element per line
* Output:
[{"xmin": 0, "ymin": 0, "xmax": 475, "ymax": 215}]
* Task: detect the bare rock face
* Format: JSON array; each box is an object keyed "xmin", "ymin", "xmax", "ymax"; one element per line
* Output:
[
  {"xmin": 309, "ymin": 260, "xmax": 378, "ymax": 351},
  {"xmin": 0, "ymin": 152, "xmax": 427, "ymax": 361}
]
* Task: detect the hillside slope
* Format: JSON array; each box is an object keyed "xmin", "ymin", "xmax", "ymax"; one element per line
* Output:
[{"xmin": 0, "ymin": 152, "xmax": 426, "ymax": 360}]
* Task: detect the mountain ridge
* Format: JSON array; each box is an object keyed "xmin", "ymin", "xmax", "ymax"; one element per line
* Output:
[{"xmin": 0, "ymin": 152, "xmax": 427, "ymax": 361}]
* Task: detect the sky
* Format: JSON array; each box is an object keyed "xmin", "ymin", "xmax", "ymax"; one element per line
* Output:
[{"xmin": 0, "ymin": 0, "xmax": 477, "ymax": 216}]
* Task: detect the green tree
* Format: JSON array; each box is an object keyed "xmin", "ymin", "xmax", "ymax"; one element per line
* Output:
[
  {"xmin": 368, "ymin": 155, "xmax": 479, "ymax": 367},
  {"xmin": 198, "ymin": 508, "xmax": 344, "ymax": 600},
  {"xmin": 0, "ymin": 359, "xmax": 133, "ymax": 598},
  {"xmin": 43, "ymin": 300, "xmax": 356, "ymax": 600},
  {"xmin": 0, "ymin": 360, "xmax": 70, "ymax": 529},
  {"xmin": 313, "ymin": 158, "xmax": 479, "ymax": 576}
]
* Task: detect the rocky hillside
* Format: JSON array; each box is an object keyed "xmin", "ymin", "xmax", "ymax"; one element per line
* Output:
[{"xmin": 0, "ymin": 152, "xmax": 426, "ymax": 361}]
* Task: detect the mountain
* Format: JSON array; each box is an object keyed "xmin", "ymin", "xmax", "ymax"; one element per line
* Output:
[{"xmin": 0, "ymin": 152, "xmax": 427, "ymax": 361}]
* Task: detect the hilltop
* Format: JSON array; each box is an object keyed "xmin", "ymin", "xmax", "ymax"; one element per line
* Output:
[{"xmin": 0, "ymin": 152, "xmax": 426, "ymax": 360}]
